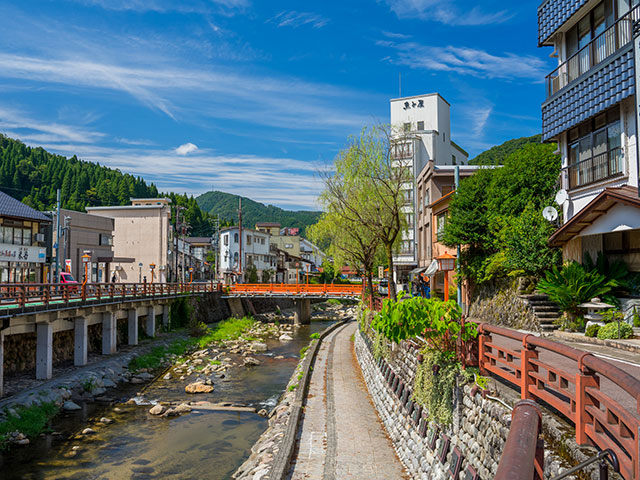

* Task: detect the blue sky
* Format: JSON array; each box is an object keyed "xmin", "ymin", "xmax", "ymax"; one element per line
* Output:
[{"xmin": 0, "ymin": 0, "xmax": 552, "ymax": 210}]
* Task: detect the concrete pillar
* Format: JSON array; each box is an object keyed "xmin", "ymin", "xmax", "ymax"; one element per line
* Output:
[
  {"xmin": 102, "ymin": 312, "xmax": 117, "ymax": 355},
  {"xmin": 128, "ymin": 309, "xmax": 139, "ymax": 346},
  {"xmin": 228, "ymin": 298, "xmax": 245, "ymax": 318},
  {"xmin": 74, "ymin": 317, "xmax": 88, "ymax": 366},
  {"xmin": 0, "ymin": 332, "xmax": 4, "ymax": 397},
  {"xmin": 162, "ymin": 305, "xmax": 170, "ymax": 330},
  {"xmin": 293, "ymin": 299, "xmax": 311, "ymax": 325},
  {"xmin": 145, "ymin": 306, "xmax": 156, "ymax": 338},
  {"xmin": 36, "ymin": 323, "xmax": 53, "ymax": 380}
]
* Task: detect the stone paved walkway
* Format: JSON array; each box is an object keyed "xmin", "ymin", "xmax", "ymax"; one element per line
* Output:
[{"xmin": 289, "ymin": 321, "xmax": 407, "ymax": 480}]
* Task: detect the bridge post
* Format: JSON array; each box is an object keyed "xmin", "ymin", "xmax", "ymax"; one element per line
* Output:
[
  {"xmin": 102, "ymin": 312, "xmax": 117, "ymax": 355},
  {"xmin": 128, "ymin": 309, "xmax": 138, "ymax": 345},
  {"xmin": 145, "ymin": 306, "xmax": 156, "ymax": 338},
  {"xmin": 294, "ymin": 299, "xmax": 311, "ymax": 325},
  {"xmin": 74, "ymin": 317, "xmax": 88, "ymax": 366},
  {"xmin": 36, "ymin": 323, "xmax": 53, "ymax": 380},
  {"xmin": 162, "ymin": 304, "xmax": 170, "ymax": 330}
]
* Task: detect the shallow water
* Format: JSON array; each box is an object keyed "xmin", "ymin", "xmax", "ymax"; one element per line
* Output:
[{"xmin": 0, "ymin": 320, "xmax": 334, "ymax": 480}]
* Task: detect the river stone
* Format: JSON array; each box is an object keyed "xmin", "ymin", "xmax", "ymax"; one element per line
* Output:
[
  {"xmin": 185, "ymin": 382, "xmax": 214, "ymax": 394},
  {"xmin": 279, "ymin": 334, "xmax": 293, "ymax": 341},
  {"xmin": 64, "ymin": 401, "xmax": 82, "ymax": 411},
  {"xmin": 244, "ymin": 357, "xmax": 261, "ymax": 367},
  {"xmin": 149, "ymin": 405, "xmax": 165, "ymax": 415},
  {"xmin": 102, "ymin": 379, "xmax": 116, "ymax": 388},
  {"xmin": 100, "ymin": 417, "xmax": 113, "ymax": 424},
  {"xmin": 251, "ymin": 342, "xmax": 268, "ymax": 352},
  {"xmin": 82, "ymin": 428, "xmax": 95, "ymax": 435}
]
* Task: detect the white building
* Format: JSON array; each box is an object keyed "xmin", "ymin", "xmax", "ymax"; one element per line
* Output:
[
  {"xmin": 390, "ymin": 93, "xmax": 468, "ymax": 285},
  {"xmin": 299, "ymin": 238, "xmax": 325, "ymax": 272},
  {"xmin": 218, "ymin": 227, "xmax": 275, "ymax": 282}
]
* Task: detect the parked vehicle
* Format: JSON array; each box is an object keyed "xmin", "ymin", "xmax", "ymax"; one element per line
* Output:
[
  {"xmin": 378, "ymin": 279, "xmax": 389, "ymax": 296},
  {"xmin": 59, "ymin": 272, "xmax": 79, "ymax": 292}
]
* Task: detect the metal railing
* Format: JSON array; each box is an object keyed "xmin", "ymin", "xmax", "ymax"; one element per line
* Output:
[
  {"xmin": 474, "ymin": 322, "xmax": 640, "ymax": 480},
  {"xmin": 0, "ymin": 282, "xmax": 221, "ymax": 312},
  {"xmin": 546, "ymin": 4, "xmax": 640, "ymax": 98},
  {"xmin": 566, "ymin": 147, "xmax": 624, "ymax": 188}
]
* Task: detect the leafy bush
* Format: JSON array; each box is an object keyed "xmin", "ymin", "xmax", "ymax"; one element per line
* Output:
[
  {"xmin": 197, "ymin": 316, "xmax": 255, "ymax": 348},
  {"xmin": 413, "ymin": 350, "xmax": 460, "ymax": 425},
  {"xmin": 585, "ymin": 324, "xmax": 600, "ymax": 338},
  {"xmin": 371, "ymin": 295, "xmax": 475, "ymax": 356},
  {"xmin": 597, "ymin": 322, "xmax": 634, "ymax": 340},
  {"xmin": 537, "ymin": 262, "xmax": 612, "ymax": 315},
  {"xmin": 0, "ymin": 402, "xmax": 59, "ymax": 446}
]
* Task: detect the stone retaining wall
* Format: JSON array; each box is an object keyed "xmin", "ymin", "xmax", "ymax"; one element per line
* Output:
[{"xmin": 355, "ymin": 330, "xmax": 510, "ymax": 480}]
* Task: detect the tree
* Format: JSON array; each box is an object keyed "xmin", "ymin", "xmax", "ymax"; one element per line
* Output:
[{"xmin": 319, "ymin": 126, "xmax": 410, "ymax": 300}]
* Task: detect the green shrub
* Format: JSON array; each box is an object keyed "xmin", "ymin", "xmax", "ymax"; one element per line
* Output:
[
  {"xmin": 585, "ymin": 324, "xmax": 600, "ymax": 338},
  {"xmin": 170, "ymin": 297, "xmax": 193, "ymax": 329},
  {"xmin": 197, "ymin": 316, "xmax": 255, "ymax": 348},
  {"xmin": 0, "ymin": 402, "xmax": 59, "ymax": 446},
  {"xmin": 310, "ymin": 333, "xmax": 320, "ymax": 339},
  {"xmin": 597, "ymin": 322, "xmax": 634, "ymax": 340},
  {"xmin": 413, "ymin": 350, "xmax": 460, "ymax": 425},
  {"xmin": 537, "ymin": 262, "xmax": 612, "ymax": 315}
]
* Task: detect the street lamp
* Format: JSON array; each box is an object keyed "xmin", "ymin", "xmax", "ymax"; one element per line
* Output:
[
  {"xmin": 81, "ymin": 254, "xmax": 91, "ymax": 282},
  {"xmin": 138, "ymin": 262, "xmax": 143, "ymax": 283},
  {"xmin": 436, "ymin": 252, "xmax": 456, "ymax": 302},
  {"xmin": 149, "ymin": 263, "xmax": 156, "ymax": 283}
]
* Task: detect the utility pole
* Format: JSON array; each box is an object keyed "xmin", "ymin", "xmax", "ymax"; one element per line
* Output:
[
  {"xmin": 238, "ymin": 198, "xmax": 243, "ymax": 282},
  {"xmin": 63, "ymin": 216, "xmax": 71, "ymax": 273},
  {"xmin": 55, "ymin": 189, "xmax": 61, "ymax": 283},
  {"xmin": 455, "ymin": 165, "xmax": 462, "ymax": 310},
  {"xmin": 174, "ymin": 206, "xmax": 186, "ymax": 283},
  {"xmin": 210, "ymin": 215, "xmax": 220, "ymax": 280}
]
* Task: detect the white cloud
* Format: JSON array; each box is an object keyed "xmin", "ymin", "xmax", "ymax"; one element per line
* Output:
[
  {"xmin": 382, "ymin": 0, "xmax": 513, "ymax": 26},
  {"xmin": 175, "ymin": 142, "xmax": 199, "ymax": 155},
  {"xmin": 71, "ymin": 0, "xmax": 249, "ymax": 14},
  {"xmin": 270, "ymin": 11, "xmax": 329, "ymax": 29},
  {"xmin": 378, "ymin": 41, "xmax": 547, "ymax": 81}
]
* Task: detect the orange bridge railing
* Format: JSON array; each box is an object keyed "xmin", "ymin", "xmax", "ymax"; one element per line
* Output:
[{"xmin": 227, "ymin": 283, "xmax": 363, "ymax": 297}]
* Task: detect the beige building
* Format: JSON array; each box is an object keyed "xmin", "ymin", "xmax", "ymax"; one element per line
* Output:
[
  {"xmin": 86, "ymin": 198, "xmax": 172, "ymax": 283},
  {"xmin": 270, "ymin": 234, "xmax": 300, "ymax": 258},
  {"xmin": 255, "ymin": 222, "xmax": 282, "ymax": 236},
  {"xmin": 51, "ymin": 209, "xmax": 115, "ymax": 283}
]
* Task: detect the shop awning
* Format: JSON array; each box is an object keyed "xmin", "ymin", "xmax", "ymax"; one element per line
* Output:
[{"xmin": 424, "ymin": 259, "xmax": 438, "ymax": 276}]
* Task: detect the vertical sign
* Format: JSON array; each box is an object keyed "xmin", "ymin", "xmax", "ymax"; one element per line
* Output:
[{"xmin": 378, "ymin": 265, "xmax": 384, "ymax": 278}]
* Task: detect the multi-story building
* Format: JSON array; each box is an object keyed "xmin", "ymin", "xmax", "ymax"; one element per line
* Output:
[
  {"xmin": 390, "ymin": 93, "xmax": 468, "ymax": 286},
  {"xmin": 300, "ymin": 238, "xmax": 325, "ymax": 272},
  {"xmin": 184, "ymin": 237, "xmax": 215, "ymax": 280},
  {"xmin": 0, "ymin": 191, "xmax": 49, "ymax": 283},
  {"xmin": 218, "ymin": 227, "xmax": 275, "ymax": 282},
  {"xmin": 540, "ymin": 0, "xmax": 640, "ymax": 268},
  {"xmin": 86, "ymin": 198, "xmax": 172, "ymax": 283},
  {"xmin": 51, "ymin": 208, "xmax": 115, "ymax": 283}
]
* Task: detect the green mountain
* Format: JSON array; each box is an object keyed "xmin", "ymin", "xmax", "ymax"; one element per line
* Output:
[
  {"xmin": 469, "ymin": 134, "xmax": 542, "ymax": 165},
  {"xmin": 0, "ymin": 134, "xmax": 212, "ymax": 236},
  {"xmin": 196, "ymin": 190, "xmax": 322, "ymax": 235}
]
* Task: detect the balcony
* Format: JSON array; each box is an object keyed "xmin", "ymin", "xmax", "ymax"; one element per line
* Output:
[
  {"xmin": 391, "ymin": 143, "xmax": 413, "ymax": 160},
  {"xmin": 545, "ymin": 4, "xmax": 639, "ymax": 98},
  {"xmin": 565, "ymin": 147, "xmax": 623, "ymax": 189}
]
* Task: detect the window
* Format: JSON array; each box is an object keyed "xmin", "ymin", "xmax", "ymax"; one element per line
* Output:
[
  {"xmin": 403, "ymin": 122, "xmax": 411, "ymax": 132},
  {"xmin": 13, "ymin": 228, "xmax": 22, "ymax": 246},
  {"xmin": 261, "ymin": 238, "xmax": 265, "ymax": 245},
  {"xmin": 224, "ymin": 234, "xmax": 229, "ymax": 246},
  {"xmin": 400, "ymin": 240, "xmax": 414, "ymax": 254},
  {"xmin": 567, "ymin": 106, "xmax": 622, "ymax": 188},
  {"xmin": 233, "ymin": 252, "xmax": 238, "ymax": 265},
  {"xmin": 22, "ymin": 228, "xmax": 31, "ymax": 246},
  {"xmin": 406, "ymin": 213, "xmax": 414, "ymax": 226},
  {"xmin": 443, "ymin": 132, "xmax": 446, "ymax": 142},
  {"xmin": 246, "ymin": 235, "xmax": 252, "ymax": 245},
  {"xmin": 417, "ymin": 121, "xmax": 424, "ymax": 131},
  {"xmin": 424, "ymin": 188, "xmax": 430, "ymax": 207},
  {"xmin": 285, "ymin": 243, "xmax": 294, "ymax": 249},
  {"xmin": 403, "ymin": 189, "xmax": 414, "ymax": 203},
  {"xmin": 436, "ymin": 212, "xmax": 448, "ymax": 241},
  {"xmin": 234, "ymin": 233, "xmax": 239, "ymax": 243},
  {"xmin": 99, "ymin": 234, "xmax": 113, "ymax": 246},
  {"xmin": 452, "ymin": 155, "xmax": 457, "ymax": 165}
]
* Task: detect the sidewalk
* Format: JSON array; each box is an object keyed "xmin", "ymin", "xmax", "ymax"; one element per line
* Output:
[{"xmin": 289, "ymin": 321, "xmax": 407, "ymax": 480}]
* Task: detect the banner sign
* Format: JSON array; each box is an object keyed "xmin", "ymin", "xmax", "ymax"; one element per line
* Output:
[{"xmin": 0, "ymin": 243, "xmax": 47, "ymax": 263}]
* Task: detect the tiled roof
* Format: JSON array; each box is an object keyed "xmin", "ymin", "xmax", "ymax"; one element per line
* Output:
[
  {"xmin": 542, "ymin": 47, "xmax": 634, "ymax": 140},
  {"xmin": 538, "ymin": 0, "xmax": 589, "ymax": 46},
  {"xmin": 0, "ymin": 190, "xmax": 50, "ymax": 222}
]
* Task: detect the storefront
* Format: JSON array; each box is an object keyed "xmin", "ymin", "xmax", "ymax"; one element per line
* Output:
[{"xmin": 0, "ymin": 191, "xmax": 50, "ymax": 283}]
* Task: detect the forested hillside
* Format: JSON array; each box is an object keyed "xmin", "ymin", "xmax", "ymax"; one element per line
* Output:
[
  {"xmin": 196, "ymin": 190, "xmax": 322, "ymax": 235},
  {"xmin": 0, "ymin": 134, "xmax": 212, "ymax": 236},
  {"xmin": 469, "ymin": 134, "xmax": 542, "ymax": 165}
]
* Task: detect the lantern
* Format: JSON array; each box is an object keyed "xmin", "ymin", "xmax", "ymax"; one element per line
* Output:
[{"xmin": 436, "ymin": 252, "xmax": 456, "ymax": 301}]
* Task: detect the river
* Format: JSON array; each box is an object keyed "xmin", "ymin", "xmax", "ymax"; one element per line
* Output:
[{"xmin": 0, "ymin": 320, "xmax": 335, "ymax": 480}]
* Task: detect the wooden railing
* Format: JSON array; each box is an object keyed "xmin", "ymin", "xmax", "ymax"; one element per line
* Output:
[
  {"xmin": 0, "ymin": 282, "xmax": 221, "ymax": 312},
  {"xmin": 228, "ymin": 283, "xmax": 364, "ymax": 297},
  {"xmin": 475, "ymin": 323, "xmax": 640, "ymax": 480},
  {"xmin": 546, "ymin": 4, "xmax": 640, "ymax": 98}
]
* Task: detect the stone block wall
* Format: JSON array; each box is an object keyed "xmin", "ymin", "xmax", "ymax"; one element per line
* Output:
[{"xmin": 355, "ymin": 330, "xmax": 510, "ymax": 480}]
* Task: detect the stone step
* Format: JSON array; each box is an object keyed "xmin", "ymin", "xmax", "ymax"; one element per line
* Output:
[
  {"xmin": 531, "ymin": 305, "xmax": 561, "ymax": 312},
  {"xmin": 520, "ymin": 294, "xmax": 550, "ymax": 302},
  {"xmin": 536, "ymin": 312, "xmax": 561, "ymax": 320},
  {"xmin": 541, "ymin": 323, "xmax": 557, "ymax": 332}
]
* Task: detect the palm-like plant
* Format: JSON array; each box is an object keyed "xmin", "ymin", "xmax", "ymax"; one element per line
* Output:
[{"xmin": 537, "ymin": 262, "xmax": 613, "ymax": 315}]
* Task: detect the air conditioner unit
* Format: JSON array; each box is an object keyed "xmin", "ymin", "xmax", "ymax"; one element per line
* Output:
[{"xmin": 34, "ymin": 233, "xmax": 45, "ymax": 243}]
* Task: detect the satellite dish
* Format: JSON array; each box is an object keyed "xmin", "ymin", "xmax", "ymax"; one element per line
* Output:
[
  {"xmin": 543, "ymin": 206, "xmax": 559, "ymax": 222},
  {"xmin": 555, "ymin": 189, "xmax": 568, "ymax": 206}
]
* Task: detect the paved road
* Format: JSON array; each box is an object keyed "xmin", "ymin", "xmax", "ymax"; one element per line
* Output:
[{"xmin": 289, "ymin": 321, "xmax": 407, "ymax": 480}]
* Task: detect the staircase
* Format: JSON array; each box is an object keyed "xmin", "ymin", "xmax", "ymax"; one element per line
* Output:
[{"xmin": 520, "ymin": 293, "xmax": 561, "ymax": 332}]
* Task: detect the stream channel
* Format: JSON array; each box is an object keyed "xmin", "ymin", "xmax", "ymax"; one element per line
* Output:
[{"xmin": 0, "ymin": 320, "xmax": 335, "ymax": 480}]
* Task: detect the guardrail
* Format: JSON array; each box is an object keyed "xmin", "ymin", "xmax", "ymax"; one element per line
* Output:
[
  {"xmin": 227, "ymin": 283, "xmax": 364, "ymax": 297},
  {"xmin": 0, "ymin": 282, "xmax": 221, "ymax": 313},
  {"xmin": 475, "ymin": 322, "xmax": 640, "ymax": 480}
]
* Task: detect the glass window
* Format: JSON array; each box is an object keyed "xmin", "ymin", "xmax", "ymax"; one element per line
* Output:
[
  {"xmin": 424, "ymin": 188, "xmax": 429, "ymax": 207},
  {"xmin": 13, "ymin": 228, "xmax": 22, "ymax": 246},
  {"xmin": 436, "ymin": 212, "xmax": 447, "ymax": 241},
  {"xmin": 403, "ymin": 123, "xmax": 411, "ymax": 132},
  {"xmin": 234, "ymin": 233, "xmax": 239, "ymax": 243},
  {"xmin": 22, "ymin": 228, "xmax": 31, "ymax": 246},
  {"xmin": 417, "ymin": 121, "xmax": 424, "ymax": 130},
  {"xmin": 2, "ymin": 227, "xmax": 11, "ymax": 245},
  {"xmin": 246, "ymin": 235, "xmax": 252, "ymax": 245},
  {"xmin": 224, "ymin": 234, "xmax": 229, "ymax": 246}
]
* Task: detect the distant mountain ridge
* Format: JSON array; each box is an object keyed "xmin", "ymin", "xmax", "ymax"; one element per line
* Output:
[
  {"xmin": 470, "ymin": 134, "xmax": 542, "ymax": 165},
  {"xmin": 196, "ymin": 190, "xmax": 322, "ymax": 235}
]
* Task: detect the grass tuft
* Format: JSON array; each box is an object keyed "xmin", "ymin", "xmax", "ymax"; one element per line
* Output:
[{"xmin": 0, "ymin": 402, "xmax": 59, "ymax": 447}]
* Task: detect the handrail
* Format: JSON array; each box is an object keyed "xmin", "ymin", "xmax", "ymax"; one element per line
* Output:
[
  {"xmin": 546, "ymin": 4, "xmax": 640, "ymax": 98},
  {"xmin": 494, "ymin": 400, "xmax": 544, "ymax": 480},
  {"xmin": 474, "ymin": 321, "xmax": 640, "ymax": 480}
]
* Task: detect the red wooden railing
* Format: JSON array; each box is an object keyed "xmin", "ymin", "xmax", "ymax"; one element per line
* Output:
[
  {"xmin": 228, "ymin": 283, "xmax": 363, "ymax": 297},
  {"xmin": 475, "ymin": 322, "xmax": 640, "ymax": 480},
  {"xmin": 0, "ymin": 282, "xmax": 222, "ymax": 311}
]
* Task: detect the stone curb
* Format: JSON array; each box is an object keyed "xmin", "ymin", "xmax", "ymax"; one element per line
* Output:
[
  {"xmin": 269, "ymin": 319, "xmax": 349, "ymax": 480},
  {"xmin": 551, "ymin": 330, "xmax": 640, "ymax": 354}
]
